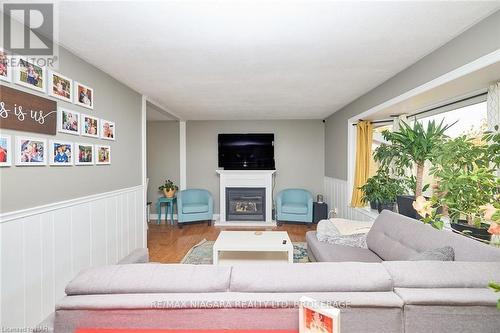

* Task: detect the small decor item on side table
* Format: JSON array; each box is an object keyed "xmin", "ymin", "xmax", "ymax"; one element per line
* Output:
[
  {"xmin": 159, "ymin": 179, "xmax": 179, "ymax": 198},
  {"xmin": 299, "ymin": 296, "xmax": 340, "ymax": 333}
]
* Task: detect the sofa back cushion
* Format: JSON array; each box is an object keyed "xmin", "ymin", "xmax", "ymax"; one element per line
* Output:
[
  {"xmin": 230, "ymin": 263, "xmax": 393, "ymax": 292},
  {"xmin": 66, "ymin": 264, "xmax": 231, "ymax": 295},
  {"xmin": 366, "ymin": 210, "xmax": 500, "ymax": 261},
  {"xmin": 383, "ymin": 261, "xmax": 500, "ymax": 288}
]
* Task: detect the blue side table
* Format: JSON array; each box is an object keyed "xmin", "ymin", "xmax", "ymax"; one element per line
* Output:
[{"xmin": 156, "ymin": 196, "xmax": 176, "ymax": 225}]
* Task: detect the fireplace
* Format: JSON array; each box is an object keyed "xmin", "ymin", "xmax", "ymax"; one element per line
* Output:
[{"xmin": 226, "ymin": 187, "xmax": 266, "ymax": 221}]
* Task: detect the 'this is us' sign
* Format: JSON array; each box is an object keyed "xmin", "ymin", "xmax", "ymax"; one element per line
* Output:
[{"xmin": 0, "ymin": 85, "xmax": 57, "ymax": 135}]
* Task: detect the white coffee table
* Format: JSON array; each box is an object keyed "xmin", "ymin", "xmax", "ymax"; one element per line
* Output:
[{"xmin": 213, "ymin": 231, "xmax": 294, "ymax": 265}]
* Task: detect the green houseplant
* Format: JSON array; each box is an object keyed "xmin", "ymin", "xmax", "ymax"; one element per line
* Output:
[
  {"xmin": 429, "ymin": 131, "xmax": 499, "ymax": 240},
  {"xmin": 361, "ymin": 170, "xmax": 407, "ymax": 213},
  {"xmin": 360, "ymin": 173, "xmax": 384, "ymax": 209},
  {"xmin": 374, "ymin": 119, "xmax": 454, "ymax": 218},
  {"xmin": 159, "ymin": 179, "xmax": 179, "ymax": 198}
]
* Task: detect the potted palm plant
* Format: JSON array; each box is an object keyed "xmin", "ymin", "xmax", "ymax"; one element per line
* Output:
[
  {"xmin": 374, "ymin": 119, "xmax": 454, "ymax": 218},
  {"xmin": 159, "ymin": 179, "xmax": 179, "ymax": 198}
]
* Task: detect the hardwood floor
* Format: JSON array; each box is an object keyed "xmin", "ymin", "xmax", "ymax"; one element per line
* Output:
[{"xmin": 147, "ymin": 220, "xmax": 316, "ymax": 263}]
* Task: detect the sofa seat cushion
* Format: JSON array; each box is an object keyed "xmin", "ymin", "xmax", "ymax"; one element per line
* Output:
[
  {"xmin": 306, "ymin": 231, "xmax": 382, "ymax": 263},
  {"xmin": 394, "ymin": 288, "xmax": 498, "ymax": 306},
  {"xmin": 282, "ymin": 203, "xmax": 308, "ymax": 214},
  {"xmin": 65, "ymin": 264, "xmax": 231, "ymax": 295},
  {"xmin": 182, "ymin": 203, "xmax": 209, "ymax": 214},
  {"xmin": 56, "ymin": 291, "xmax": 403, "ymax": 310},
  {"xmin": 230, "ymin": 262, "xmax": 393, "ymax": 292},
  {"xmin": 382, "ymin": 261, "xmax": 500, "ymax": 288}
]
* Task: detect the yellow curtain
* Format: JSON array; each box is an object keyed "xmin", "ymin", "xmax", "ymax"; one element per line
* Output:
[{"xmin": 350, "ymin": 121, "xmax": 373, "ymax": 207}]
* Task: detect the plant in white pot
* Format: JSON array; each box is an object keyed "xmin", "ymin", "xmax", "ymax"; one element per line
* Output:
[{"xmin": 159, "ymin": 179, "xmax": 179, "ymax": 198}]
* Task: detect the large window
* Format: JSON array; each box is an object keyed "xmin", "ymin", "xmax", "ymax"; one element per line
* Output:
[
  {"xmin": 418, "ymin": 101, "xmax": 487, "ymax": 139},
  {"xmin": 368, "ymin": 99, "xmax": 489, "ymax": 198}
]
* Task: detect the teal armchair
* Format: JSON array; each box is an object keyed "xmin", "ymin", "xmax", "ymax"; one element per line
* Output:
[
  {"xmin": 276, "ymin": 189, "xmax": 313, "ymax": 224},
  {"xmin": 177, "ymin": 189, "xmax": 213, "ymax": 228}
]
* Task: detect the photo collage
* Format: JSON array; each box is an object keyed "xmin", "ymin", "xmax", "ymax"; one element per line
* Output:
[{"xmin": 0, "ymin": 49, "xmax": 115, "ymax": 167}]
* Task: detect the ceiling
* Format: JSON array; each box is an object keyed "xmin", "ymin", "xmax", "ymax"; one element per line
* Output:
[
  {"xmin": 55, "ymin": 1, "xmax": 500, "ymax": 120},
  {"xmin": 366, "ymin": 60, "xmax": 500, "ymax": 121},
  {"xmin": 146, "ymin": 102, "xmax": 178, "ymax": 121}
]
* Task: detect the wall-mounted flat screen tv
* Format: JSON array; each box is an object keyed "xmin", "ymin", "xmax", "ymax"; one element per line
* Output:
[{"xmin": 218, "ymin": 133, "xmax": 275, "ymax": 170}]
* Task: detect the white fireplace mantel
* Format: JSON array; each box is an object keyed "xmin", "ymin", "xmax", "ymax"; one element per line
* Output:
[{"xmin": 216, "ymin": 169, "xmax": 276, "ymax": 225}]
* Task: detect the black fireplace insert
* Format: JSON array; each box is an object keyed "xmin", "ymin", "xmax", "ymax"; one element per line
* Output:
[{"xmin": 226, "ymin": 187, "xmax": 266, "ymax": 221}]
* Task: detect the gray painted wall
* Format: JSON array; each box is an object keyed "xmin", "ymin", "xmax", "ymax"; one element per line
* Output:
[
  {"xmin": 0, "ymin": 47, "xmax": 142, "ymax": 213},
  {"xmin": 325, "ymin": 10, "xmax": 500, "ymax": 180},
  {"xmin": 186, "ymin": 120, "xmax": 325, "ymax": 213},
  {"xmin": 147, "ymin": 121, "xmax": 180, "ymax": 205}
]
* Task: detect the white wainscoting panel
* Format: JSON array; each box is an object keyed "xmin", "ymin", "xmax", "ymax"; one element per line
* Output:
[
  {"xmin": 324, "ymin": 177, "xmax": 376, "ymax": 222},
  {"xmin": 0, "ymin": 185, "xmax": 145, "ymax": 329}
]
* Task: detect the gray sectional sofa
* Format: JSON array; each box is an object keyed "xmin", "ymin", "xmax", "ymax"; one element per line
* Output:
[
  {"xmin": 51, "ymin": 211, "xmax": 500, "ymax": 333},
  {"xmin": 307, "ymin": 210, "xmax": 500, "ymax": 262}
]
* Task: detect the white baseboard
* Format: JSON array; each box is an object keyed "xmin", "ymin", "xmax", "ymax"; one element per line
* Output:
[{"xmin": 149, "ymin": 213, "xmax": 276, "ymax": 228}]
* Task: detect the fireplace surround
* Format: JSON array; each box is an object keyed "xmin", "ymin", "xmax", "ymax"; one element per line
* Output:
[{"xmin": 216, "ymin": 170, "xmax": 276, "ymax": 224}]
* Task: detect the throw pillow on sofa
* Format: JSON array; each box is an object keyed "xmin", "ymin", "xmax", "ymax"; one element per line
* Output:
[{"xmin": 409, "ymin": 246, "xmax": 455, "ymax": 261}]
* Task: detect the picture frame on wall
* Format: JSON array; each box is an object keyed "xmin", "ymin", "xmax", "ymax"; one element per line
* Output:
[
  {"xmin": 81, "ymin": 114, "xmax": 99, "ymax": 138},
  {"xmin": 49, "ymin": 71, "xmax": 73, "ymax": 102},
  {"xmin": 299, "ymin": 296, "xmax": 340, "ymax": 333},
  {"xmin": 58, "ymin": 108, "xmax": 80, "ymax": 136},
  {"xmin": 95, "ymin": 144, "xmax": 111, "ymax": 165},
  {"xmin": 100, "ymin": 119, "xmax": 116, "ymax": 140},
  {"xmin": 74, "ymin": 81, "xmax": 94, "ymax": 109},
  {"xmin": 49, "ymin": 141, "xmax": 73, "ymax": 166},
  {"xmin": 0, "ymin": 134, "xmax": 12, "ymax": 167},
  {"xmin": 0, "ymin": 48, "xmax": 12, "ymax": 82},
  {"xmin": 14, "ymin": 57, "xmax": 46, "ymax": 93},
  {"xmin": 15, "ymin": 136, "xmax": 47, "ymax": 166},
  {"xmin": 75, "ymin": 143, "xmax": 94, "ymax": 165}
]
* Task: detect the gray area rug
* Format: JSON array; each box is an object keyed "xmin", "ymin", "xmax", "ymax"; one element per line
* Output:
[{"xmin": 180, "ymin": 239, "xmax": 310, "ymax": 264}]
